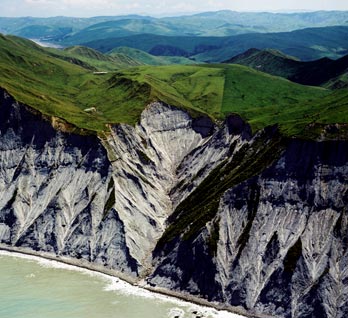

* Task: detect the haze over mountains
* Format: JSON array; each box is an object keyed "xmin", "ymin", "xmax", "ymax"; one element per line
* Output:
[
  {"xmin": 1, "ymin": 10, "xmax": 348, "ymax": 62},
  {"xmin": 1, "ymin": 10, "xmax": 348, "ymax": 39}
]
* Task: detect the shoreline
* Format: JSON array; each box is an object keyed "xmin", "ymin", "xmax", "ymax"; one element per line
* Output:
[{"xmin": 0, "ymin": 244, "xmax": 273, "ymax": 318}]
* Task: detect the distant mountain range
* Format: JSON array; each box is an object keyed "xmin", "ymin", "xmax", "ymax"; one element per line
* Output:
[
  {"xmin": 1, "ymin": 10, "xmax": 348, "ymax": 40},
  {"xmin": 82, "ymin": 26, "xmax": 348, "ymax": 62},
  {"xmin": 1, "ymin": 11, "xmax": 348, "ymax": 63}
]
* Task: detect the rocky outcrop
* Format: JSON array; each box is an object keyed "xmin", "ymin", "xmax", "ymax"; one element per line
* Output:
[
  {"xmin": 0, "ymin": 89, "xmax": 137, "ymax": 275},
  {"xmin": 150, "ymin": 138, "xmax": 348, "ymax": 318},
  {"xmin": 1, "ymin": 88, "xmax": 347, "ymax": 318}
]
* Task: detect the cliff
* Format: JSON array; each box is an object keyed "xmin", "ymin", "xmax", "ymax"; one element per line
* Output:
[{"xmin": 0, "ymin": 88, "xmax": 347, "ymax": 318}]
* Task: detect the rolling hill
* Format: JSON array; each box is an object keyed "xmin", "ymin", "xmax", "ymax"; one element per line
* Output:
[
  {"xmin": 61, "ymin": 46, "xmax": 142, "ymax": 70},
  {"xmin": 225, "ymin": 48, "xmax": 348, "ymax": 88},
  {"xmin": 0, "ymin": 15, "xmax": 153, "ymax": 41},
  {"xmin": 1, "ymin": 11, "xmax": 348, "ymax": 41},
  {"xmin": 0, "ymin": 33, "xmax": 347, "ymax": 138},
  {"xmin": 108, "ymin": 47, "xmax": 197, "ymax": 65},
  {"xmin": 83, "ymin": 26, "xmax": 348, "ymax": 62},
  {"xmin": 61, "ymin": 19, "xmax": 183, "ymax": 45},
  {"xmin": 224, "ymin": 48, "xmax": 301, "ymax": 78},
  {"xmin": 160, "ymin": 10, "xmax": 348, "ymax": 34}
]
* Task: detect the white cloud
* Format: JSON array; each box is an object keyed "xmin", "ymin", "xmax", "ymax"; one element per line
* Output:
[
  {"xmin": 24, "ymin": 0, "xmax": 55, "ymax": 4},
  {"xmin": 62, "ymin": 0, "xmax": 112, "ymax": 6}
]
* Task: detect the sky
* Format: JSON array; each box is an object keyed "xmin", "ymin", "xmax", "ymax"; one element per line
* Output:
[{"xmin": 0, "ymin": 0, "xmax": 347, "ymax": 17}]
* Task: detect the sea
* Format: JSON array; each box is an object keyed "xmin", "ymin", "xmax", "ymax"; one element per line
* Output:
[{"xmin": 0, "ymin": 251, "xmax": 245, "ymax": 318}]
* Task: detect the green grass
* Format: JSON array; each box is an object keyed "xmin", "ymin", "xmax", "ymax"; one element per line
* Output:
[
  {"xmin": 226, "ymin": 48, "xmax": 348, "ymax": 89},
  {"xmin": 108, "ymin": 47, "xmax": 198, "ymax": 66},
  {"xmin": 49, "ymin": 45, "xmax": 143, "ymax": 71},
  {"xmin": 324, "ymin": 71, "xmax": 348, "ymax": 90},
  {"xmin": 220, "ymin": 64, "xmax": 329, "ymax": 134},
  {"xmin": 0, "ymin": 34, "xmax": 347, "ymax": 138},
  {"xmin": 84, "ymin": 26, "xmax": 348, "ymax": 62},
  {"xmin": 225, "ymin": 48, "xmax": 301, "ymax": 79}
]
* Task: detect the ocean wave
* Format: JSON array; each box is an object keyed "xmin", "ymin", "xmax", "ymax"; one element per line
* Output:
[{"xmin": 0, "ymin": 250, "xmax": 245, "ymax": 318}]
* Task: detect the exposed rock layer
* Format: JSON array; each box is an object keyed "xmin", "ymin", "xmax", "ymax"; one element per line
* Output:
[{"xmin": 0, "ymin": 88, "xmax": 347, "ymax": 318}]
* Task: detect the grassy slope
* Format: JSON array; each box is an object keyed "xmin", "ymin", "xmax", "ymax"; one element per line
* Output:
[
  {"xmin": 108, "ymin": 47, "xmax": 198, "ymax": 65},
  {"xmin": 88, "ymin": 64, "xmax": 331, "ymax": 134},
  {"xmin": 0, "ymin": 34, "xmax": 346, "ymax": 138},
  {"xmin": 225, "ymin": 48, "xmax": 301, "ymax": 78},
  {"xmin": 225, "ymin": 48, "xmax": 348, "ymax": 88},
  {"xmin": 61, "ymin": 19, "xmax": 182, "ymax": 45},
  {"xmin": 61, "ymin": 46, "xmax": 142, "ymax": 71},
  {"xmin": 324, "ymin": 72, "xmax": 348, "ymax": 89},
  {"xmin": 0, "ymin": 34, "xmax": 103, "ymax": 131}
]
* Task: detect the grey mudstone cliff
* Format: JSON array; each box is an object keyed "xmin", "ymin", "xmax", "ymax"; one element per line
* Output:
[{"xmin": 0, "ymin": 88, "xmax": 347, "ymax": 318}]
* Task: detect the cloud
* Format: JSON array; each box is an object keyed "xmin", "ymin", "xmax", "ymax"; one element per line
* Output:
[
  {"xmin": 62, "ymin": 0, "xmax": 112, "ymax": 6},
  {"xmin": 25, "ymin": 0, "xmax": 55, "ymax": 4}
]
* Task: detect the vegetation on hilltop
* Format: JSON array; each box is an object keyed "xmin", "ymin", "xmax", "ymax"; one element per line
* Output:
[
  {"xmin": 1, "ymin": 11, "xmax": 348, "ymax": 41},
  {"xmin": 61, "ymin": 46, "xmax": 142, "ymax": 71},
  {"xmin": 0, "ymin": 34, "xmax": 347, "ymax": 139},
  {"xmin": 108, "ymin": 47, "xmax": 198, "ymax": 66},
  {"xmin": 83, "ymin": 26, "xmax": 348, "ymax": 62},
  {"xmin": 225, "ymin": 48, "xmax": 348, "ymax": 88},
  {"xmin": 61, "ymin": 19, "xmax": 182, "ymax": 45}
]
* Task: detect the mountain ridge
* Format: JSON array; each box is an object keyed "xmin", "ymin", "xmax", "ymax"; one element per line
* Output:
[
  {"xmin": 2, "ymin": 33, "xmax": 342, "ymax": 137},
  {"xmin": 83, "ymin": 25, "xmax": 348, "ymax": 62},
  {"xmin": 225, "ymin": 48, "xmax": 348, "ymax": 88},
  {"xmin": 1, "ymin": 10, "xmax": 348, "ymax": 41}
]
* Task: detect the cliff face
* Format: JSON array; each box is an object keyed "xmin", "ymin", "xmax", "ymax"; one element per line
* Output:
[
  {"xmin": 0, "ymin": 89, "xmax": 138, "ymax": 275},
  {"xmin": 150, "ymin": 138, "xmax": 348, "ymax": 318},
  {"xmin": 0, "ymin": 88, "xmax": 347, "ymax": 318}
]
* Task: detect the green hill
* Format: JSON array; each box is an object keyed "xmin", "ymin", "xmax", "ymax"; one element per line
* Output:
[
  {"xmin": 225, "ymin": 48, "xmax": 348, "ymax": 88},
  {"xmin": 61, "ymin": 46, "xmax": 142, "ymax": 71},
  {"xmin": 160, "ymin": 10, "xmax": 348, "ymax": 34},
  {"xmin": 224, "ymin": 48, "xmax": 301, "ymax": 78},
  {"xmin": 61, "ymin": 19, "xmax": 182, "ymax": 45},
  {"xmin": 0, "ymin": 15, "xmax": 152, "ymax": 41},
  {"xmin": 84, "ymin": 26, "xmax": 348, "ymax": 62},
  {"xmin": 108, "ymin": 47, "xmax": 197, "ymax": 65},
  {"xmin": 2, "ymin": 11, "xmax": 348, "ymax": 41},
  {"xmin": 0, "ymin": 34, "xmax": 347, "ymax": 139}
]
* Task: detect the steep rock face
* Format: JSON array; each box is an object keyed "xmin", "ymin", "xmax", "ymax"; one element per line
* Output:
[
  {"xmin": 104, "ymin": 103, "xmax": 212, "ymax": 272},
  {"xmin": 0, "ymin": 89, "xmax": 138, "ymax": 275},
  {"xmin": 150, "ymin": 139, "xmax": 348, "ymax": 318},
  {"xmin": 0, "ymin": 92, "xmax": 243, "ymax": 275},
  {"xmin": 1, "ymin": 88, "xmax": 348, "ymax": 318},
  {"xmin": 102, "ymin": 103, "xmax": 248, "ymax": 273}
]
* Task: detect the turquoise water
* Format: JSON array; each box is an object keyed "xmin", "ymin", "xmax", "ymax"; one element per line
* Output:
[{"xmin": 0, "ymin": 251, "xmax": 241, "ymax": 318}]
